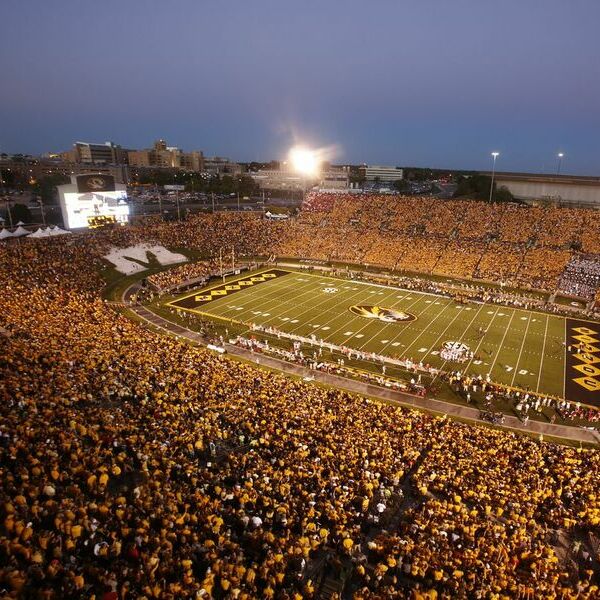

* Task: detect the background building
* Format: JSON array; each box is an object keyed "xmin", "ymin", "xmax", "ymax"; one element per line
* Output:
[
  {"xmin": 67, "ymin": 141, "xmax": 132, "ymax": 166},
  {"xmin": 128, "ymin": 140, "xmax": 204, "ymax": 172},
  {"xmin": 0, "ymin": 153, "xmax": 129, "ymax": 184},
  {"xmin": 319, "ymin": 167, "xmax": 350, "ymax": 190},
  {"xmin": 203, "ymin": 156, "xmax": 243, "ymax": 176},
  {"xmin": 359, "ymin": 165, "xmax": 404, "ymax": 182},
  {"xmin": 250, "ymin": 169, "xmax": 305, "ymax": 191},
  {"xmin": 249, "ymin": 165, "xmax": 349, "ymax": 192},
  {"xmin": 487, "ymin": 172, "xmax": 600, "ymax": 208}
]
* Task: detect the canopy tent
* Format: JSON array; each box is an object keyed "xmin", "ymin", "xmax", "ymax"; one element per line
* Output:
[
  {"xmin": 0, "ymin": 228, "xmax": 14, "ymax": 240},
  {"xmin": 12, "ymin": 226, "xmax": 30, "ymax": 237},
  {"xmin": 49, "ymin": 226, "xmax": 71, "ymax": 235},
  {"xmin": 29, "ymin": 228, "xmax": 52, "ymax": 238}
]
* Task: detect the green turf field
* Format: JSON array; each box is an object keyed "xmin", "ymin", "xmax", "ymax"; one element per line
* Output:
[{"xmin": 166, "ymin": 268, "xmax": 600, "ymax": 403}]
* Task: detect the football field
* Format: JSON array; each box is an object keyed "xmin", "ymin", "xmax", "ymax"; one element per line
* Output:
[{"xmin": 166, "ymin": 268, "xmax": 600, "ymax": 405}]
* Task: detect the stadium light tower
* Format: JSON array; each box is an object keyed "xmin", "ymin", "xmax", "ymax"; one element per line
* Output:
[
  {"xmin": 556, "ymin": 152, "xmax": 564, "ymax": 175},
  {"xmin": 488, "ymin": 152, "xmax": 499, "ymax": 203},
  {"xmin": 289, "ymin": 146, "xmax": 320, "ymax": 203},
  {"xmin": 289, "ymin": 147, "xmax": 319, "ymax": 177}
]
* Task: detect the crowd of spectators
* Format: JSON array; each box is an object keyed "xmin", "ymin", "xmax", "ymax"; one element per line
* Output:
[
  {"xmin": 71, "ymin": 192, "xmax": 598, "ymax": 300},
  {"xmin": 518, "ymin": 248, "xmax": 573, "ymax": 291},
  {"xmin": 558, "ymin": 255, "xmax": 600, "ymax": 301},
  {"xmin": 272, "ymin": 192, "xmax": 600, "ymax": 298},
  {"xmin": 0, "ymin": 199, "xmax": 599, "ymax": 598},
  {"xmin": 147, "ymin": 261, "xmax": 220, "ymax": 291}
]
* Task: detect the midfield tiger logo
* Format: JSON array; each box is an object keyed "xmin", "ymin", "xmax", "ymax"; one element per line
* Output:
[{"xmin": 349, "ymin": 305, "xmax": 416, "ymax": 323}]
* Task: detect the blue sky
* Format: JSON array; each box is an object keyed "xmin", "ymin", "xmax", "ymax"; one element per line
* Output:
[{"xmin": 1, "ymin": 0, "xmax": 600, "ymax": 173}]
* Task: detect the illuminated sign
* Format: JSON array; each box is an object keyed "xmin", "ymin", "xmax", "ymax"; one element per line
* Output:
[
  {"xmin": 76, "ymin": 174, "xmax": 116, "ymax": 193},
  {"xmin": 63, "ymin": 190, "xmax": 129, "ymax": 229}
]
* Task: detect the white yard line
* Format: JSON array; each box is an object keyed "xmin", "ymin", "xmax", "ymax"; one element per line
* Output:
[
  {"xmin": 331, "ymin": 287, "xmax": 413, "ymax": 346},
  {"xmin": 461, "ymin": 305, "xmax": 502, "ymax": 374},
  {"xmin": 563, "ymin": 319, "xmax": 567, "ymax": 399},
  {"xmin": 263, "ymin": 281, "xmax": 381, "ymax": 336},
  {"xmin": 224, "ymin": 276, "xmax": 328, "ymax": 324},
  {"xmin": 510, "ymin": 312, "xmax": 533, "ymax": 387},
  {"xmin": 318, "ymin": 294, "xmax": 413, "ymax": 347},
  {"xmin": 431, "ymin": 305, "xmax": 500, "ymax": 385},
  {"xmin": 489, "ymin": 310, "xmax": 517, "ymax": 376},
  {"xmin": 208, "ymin": 275, "xmax": 321, "ymax": 322},
  {"xmin": 353, "ymin": 293, "xmax": 432, "ymax": 352},
  {"xmin": 536, "ymin": 314, "xmax": 550, "ymax": 393},
  {"xmin": 393, "ymin": 298, "xmax": 459, "ymax": 359},
  {"xmin": 378, "ymin": 295, "xmax": 460, "ymax": 358},
  {"xmin": 167, "ymin": 270, "xmax": 302, "ymax": 321},
  {"xmin": 421, "ymin": 301, "xmax": 487, "ymax": 364}
]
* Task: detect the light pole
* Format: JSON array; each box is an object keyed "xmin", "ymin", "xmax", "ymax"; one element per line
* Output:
[
  {"xmin": 488, "ymin": 152, "xmax": 499, "ymax": 203},
  {"xmin": 556, "ymin": 152, "xmax": 564, "ymax": 175},
  {"xmin": 0, "ymin": 167, "xmax": 13, "ymax": 228},
  {"xmin": 39, "ymin": 197, "xmax": 46, "ymax": 226}
]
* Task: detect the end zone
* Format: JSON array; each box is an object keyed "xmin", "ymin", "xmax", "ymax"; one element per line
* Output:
[
  {"xmin": 167, "ymin": 268, "xmax": 292, "ymax": 312},
  {"xmin": 565, "ymin": 319, "xmax": 600, "ymax": 406}
]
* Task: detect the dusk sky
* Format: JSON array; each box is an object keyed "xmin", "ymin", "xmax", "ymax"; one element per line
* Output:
[{"xmin": 2, "ymin": 0, "xmax": 600, "ymax": 174}]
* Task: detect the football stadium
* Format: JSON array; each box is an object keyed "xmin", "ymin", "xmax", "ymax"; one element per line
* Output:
[
  {"xmin": 2, "ymin": 191, "xmax": 600, "ymax": 599},
  {"xmin": 166, "ymin": 266, "xmax": 571, "ymax": 399},
  {"xmin": 3, "ymin": 1, "xmax": 600, "ymax": 596}
]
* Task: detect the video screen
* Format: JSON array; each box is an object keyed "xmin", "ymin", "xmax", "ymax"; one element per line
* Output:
[{"xmin": 63, "ymin": 190, "xmax": 129, "ymax": 229}]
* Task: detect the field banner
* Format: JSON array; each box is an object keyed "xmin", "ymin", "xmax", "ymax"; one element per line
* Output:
[{"xmin": 565, "ymin": 319, "xmax": 600, "ymax": 406}]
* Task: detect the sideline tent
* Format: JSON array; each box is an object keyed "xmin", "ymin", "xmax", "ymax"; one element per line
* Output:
[
  {"xmin": 12, "ymin": 226, "xmax": 30, "ymax": 237},
  {"xmin": 0, "ymin": 229, "xmax": 14, "ymax": 240},
  {"xmin": 49, "ymin": 226, "xmax": 71, "ymax": 235},
  {"xmin": 29, "ymin": 228, "xmax": 51, "ymax": 238}
]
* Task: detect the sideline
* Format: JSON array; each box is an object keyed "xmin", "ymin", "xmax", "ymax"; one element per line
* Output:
[{"xmin": 122, "ymin": 284, "xmax": 599, "ymax": 446}]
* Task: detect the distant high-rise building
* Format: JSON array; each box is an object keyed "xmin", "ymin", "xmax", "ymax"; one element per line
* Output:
[
  {"xmin": 127, "ymin": 139, "xmax": 204, "ymax": 172},
  {"xmin": 73, "ymin": 141, "xmax": 128, "ymax": 165}
]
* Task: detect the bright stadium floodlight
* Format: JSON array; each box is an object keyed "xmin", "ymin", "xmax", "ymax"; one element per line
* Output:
[
  {"xmin": 557, "ymin": 152, "xmax": 564, "ymax": 175},
  {"xmin": 289, "ymin": 146, "xmax": 320, "ymax": 177}
]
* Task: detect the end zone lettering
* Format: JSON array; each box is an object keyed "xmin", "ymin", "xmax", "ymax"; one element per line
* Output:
[
  {"xmin": 565, "ymin": 320, "xmax": 600, "ymax": 406},
  {"xmin": 169, "ymin": 269, "xmax": 290, "ymax": 311}
]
